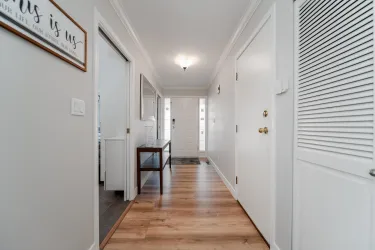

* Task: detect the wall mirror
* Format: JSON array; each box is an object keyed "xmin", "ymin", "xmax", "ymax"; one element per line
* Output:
[
  {"xmin": 140, "ymin": 74, "xmax": 156, "ymax": 121},
  {"xmin": 156, "ymin": 95, "xmax": 162, "ymax": 139}
]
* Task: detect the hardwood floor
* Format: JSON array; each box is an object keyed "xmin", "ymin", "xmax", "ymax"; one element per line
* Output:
[{"xmin": 104, "ymin": 162, "xmax": 269, "ymax": 250}]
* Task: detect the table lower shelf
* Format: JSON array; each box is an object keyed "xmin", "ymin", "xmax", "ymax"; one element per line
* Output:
[{"xmin": 140, "ymin": 152, "xmax": 171, "ymax": 171}]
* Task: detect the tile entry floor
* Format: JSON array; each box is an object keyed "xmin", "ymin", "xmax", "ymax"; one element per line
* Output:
[{"xmin": 99, "ymin": 183, "xmax": 130, "ymax": 243}]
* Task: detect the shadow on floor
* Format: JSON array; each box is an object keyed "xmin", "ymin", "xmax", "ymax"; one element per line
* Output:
[{"xmin": 99, "ymin": 183, "xmax": 130, "ymax": 243}]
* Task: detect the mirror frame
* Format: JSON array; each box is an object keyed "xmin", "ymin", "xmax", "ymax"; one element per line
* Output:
[
  {"xmin": 156, "ymin": 94, "xmax": 161, "ymax": 139},
  {"xmin": 140, "ymin": 74, "xmax": 156, "ymax": 121}
]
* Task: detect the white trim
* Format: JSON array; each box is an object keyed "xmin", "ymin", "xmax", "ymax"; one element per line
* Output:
[
  {"xmin": 234, "ymin": 4, "xmax": 277, "ymax": 246},
  {"xmin": 234, "ymin": 8, "xmax": 273, "ymax": 60},
  {"xmin": 88, "ymin": 242, "xmax": 97, "ymax": 250},
  {"xmin": 208, "ymin": 156, "xmax": 237, "ymax": 199},
  {"xmin": 93, "ymin": 8, "xmax": 135, "ymax": 247},
  {"xmin": 109, "ymin": 0, "xmax": 161, "ymax": 82},
  {"xmin": 209, "ymin": 0, "xmax": 263, "ymax": 86},
  {"xmin": 292, "ymin": 1, "xmax": 300, "ymax": 249},
  {"xmin": 270, "ymin": 242, "xmax": 281, "ymax": 250},
  {"xmin": 132, "ymin": 187, "xmax": 138, "ymax": 199}
]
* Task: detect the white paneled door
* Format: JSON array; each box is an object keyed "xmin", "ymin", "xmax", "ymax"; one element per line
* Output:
[
  {"xmin": 294, "ymin": 1, "xmax": 375, "ymax": 249},
  {"xmin": 236, "ymin": 11, "xmax": 275, "ymax": 243},
  {"xmin": 171, "ymin": 97, "xmax": 199, "ymax": 157}
]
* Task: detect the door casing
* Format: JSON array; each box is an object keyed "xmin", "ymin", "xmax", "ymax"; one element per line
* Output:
[
  {"xmin": 234, "ymin": 4, "xmax": 277, "ymax": 248},
  {"xmin": 93, "ymin": 8, "xmax": 133, "ymax": 249}
]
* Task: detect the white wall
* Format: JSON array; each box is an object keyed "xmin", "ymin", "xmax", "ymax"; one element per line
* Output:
[
  {"xmin": 164, "ymin": 88, "xmax": 207, "ymax": 97},
  {"xmin": 0, "ymin": 1, "xmax": 163, "ymax": 249},
  {"xmin": 207, "ymin": 1, "xmax": 294, "ymax": 250},
  {"xmin": 0, "ymin": 0, "xmax": 94, "ymax": 249},
  {"xmin": 208, "ymin": 59, "xmax": 236, "ymax": 187}
]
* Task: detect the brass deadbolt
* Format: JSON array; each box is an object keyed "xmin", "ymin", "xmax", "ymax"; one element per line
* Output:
[
  {"xmin": 263, "ymin": 110, "xmax": 268, "ymax": 117},
  {"xmin": 258, "ymin": 127, "xmax": 269, "ymax": 134}
]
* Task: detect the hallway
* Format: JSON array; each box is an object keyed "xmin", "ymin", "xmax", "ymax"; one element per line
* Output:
[
  {"xmin": 4, "ymin": 0, "xmax": 374, "ymax": 249},
  {"xmin": 103, "ymin": 162, "xmax": 269, "ymax": 250}
]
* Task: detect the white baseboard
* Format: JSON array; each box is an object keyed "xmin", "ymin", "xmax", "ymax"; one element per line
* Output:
[
  {"xmin": 270, "ymin": 242, "xmax": 281, "ymax": 250},
  {"xmin": 132, "ymin": 171, "xmax": 153, "ymax": 200},
  {"xmin": 88, "ymin": 242, "xmax": 97, "ymax": 250},
  {"xmin": 207, "ymin": 156, "xmax": 237, "ymax": 199}
]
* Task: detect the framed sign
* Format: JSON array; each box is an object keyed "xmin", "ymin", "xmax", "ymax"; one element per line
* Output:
[{"xmin": 0, "ymin": 0, "xmax": 87, "ymax": 71}]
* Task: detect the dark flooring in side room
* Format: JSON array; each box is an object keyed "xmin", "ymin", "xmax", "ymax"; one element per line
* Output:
[{"xmin": 99, "ymin": 183, "xmax": 130, "ymax": 243}]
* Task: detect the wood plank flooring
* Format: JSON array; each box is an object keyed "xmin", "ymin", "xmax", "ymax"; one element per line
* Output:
[{"xmin": 104, "ymin": 162, "xmax": 269, "ymax": 250}]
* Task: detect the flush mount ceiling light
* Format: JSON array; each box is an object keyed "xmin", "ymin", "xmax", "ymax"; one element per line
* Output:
[{"xmin": 175, "ymin": 55, "xmax": 198, "ymax": 71}]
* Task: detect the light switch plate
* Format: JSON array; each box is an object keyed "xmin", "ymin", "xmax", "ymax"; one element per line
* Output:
[
  {"xmin": 71, "ymin": 98, "xmax": 85, "ymax": 116},
  {"xmin": 275, "ymin": 79, "xmax": 289, "ymax": 95}
]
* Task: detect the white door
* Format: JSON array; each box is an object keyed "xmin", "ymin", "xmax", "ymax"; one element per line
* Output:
[
  {"xmin": 98, "ymin": 30, "xmax": 129, "ymax": 191},
  {"xmin": 293, "ymin": 1, "xmax": 375, "ymax": 249},
  {"xmin": 236, "ymin": 12, "xmax": 275, "ymax": 243},
  {"xmin": 171, "ymin": 97, "xmax": 199, "ymax": 157}
]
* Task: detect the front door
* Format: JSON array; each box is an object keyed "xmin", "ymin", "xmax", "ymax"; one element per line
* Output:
[
  {"xmin": 293, "ymin": 1, "xmax": 375, "ymax": 249},
  {"xmin": 236, "ymin": 12, "xmax": 275, "ymax": 243},
  {"xmin": 171, "ymin": 97, "xmax": 199, "ymax": 157}
]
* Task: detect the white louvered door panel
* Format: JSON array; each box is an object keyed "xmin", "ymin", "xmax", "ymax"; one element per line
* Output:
[
  {"xmin": 297, "ymin": 0, "xmax": 375, "ymax": 178},
  {"xmin": 293, "ymin": 1, "xmax": 375, "ymax": 250}
]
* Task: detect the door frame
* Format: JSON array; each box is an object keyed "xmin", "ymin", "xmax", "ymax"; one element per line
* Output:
[
  {"xmin": 234, "ymin": 4, "xmax": 277, "ymax": 247},
  {"xmin": 93, "ymin": 8, "xmax": 134, "ymax": 249}
]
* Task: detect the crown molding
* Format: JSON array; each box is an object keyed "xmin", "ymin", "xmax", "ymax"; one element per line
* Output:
[
  {"xmin": 208, "ymin": 0, "xmax": 262, "ymax": 88},
  {"xmin": 109, "ymin": 0, "xmax": 161, "ymax": 81}
]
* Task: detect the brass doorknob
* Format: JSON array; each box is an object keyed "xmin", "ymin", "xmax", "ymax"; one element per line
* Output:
[{"xmin": 258, "ymin": 127, "xmax": 269, "ymax": 134}]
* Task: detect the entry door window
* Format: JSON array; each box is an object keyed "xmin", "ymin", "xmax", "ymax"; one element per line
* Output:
[
  {"xmin": 199, "ymin": 98, "xmax": 206, "ymax": 151},
  {"xmin": 164, "ymin": 98, "xmax": 171, "ymax": 140}
]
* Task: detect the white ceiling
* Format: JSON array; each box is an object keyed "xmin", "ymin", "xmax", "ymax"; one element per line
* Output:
[{"xmin": 118, "ymin": 0, "xmax": 252, "ymax": 89}]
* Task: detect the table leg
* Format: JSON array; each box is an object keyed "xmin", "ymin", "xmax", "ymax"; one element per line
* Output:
[
  {"xmin": 159, "ymin": 150, "xmax": 163, "ymax": 195},
  {"xmin": 169, "ymin": 142, "xmax": 172, "ymax": 169},
  {"xmin": 137, "ymin": 150, "xmax": 141, "ymax": 195}
]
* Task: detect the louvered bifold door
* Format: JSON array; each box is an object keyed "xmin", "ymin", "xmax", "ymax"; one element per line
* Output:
[{"xmin": 296, "ymin": 0, "xmax": 375, "ymax": 179}]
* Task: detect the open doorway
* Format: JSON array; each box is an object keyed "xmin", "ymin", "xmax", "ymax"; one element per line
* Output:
[{"xmin": 96, "ymin": 26, "xmax": 131, "ymax": 247}]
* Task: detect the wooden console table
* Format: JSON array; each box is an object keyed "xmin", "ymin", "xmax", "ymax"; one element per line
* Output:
[{"xmin": 137, "ymin": 139, "xmax": 171, "ymax": 195}]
